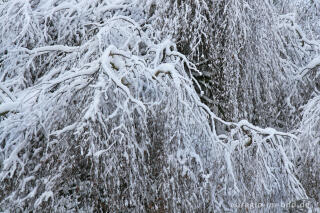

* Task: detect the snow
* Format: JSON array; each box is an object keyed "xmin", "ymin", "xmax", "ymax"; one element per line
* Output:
[
  {"xmin": 0, "ymin": 102, "xmax": 19, "ymax": 114},
  {"xmin": 34, "ymin": 191, "xmax": 54, "ymax": 208},
  {"xmin": 0, "ymin": 0, "xmax": 318, "ymax": 211},
  {"xmin": 300, "ymin": 55, "xmax": 320, "ymax": 77},
  {"xmin": 0, "ymin": 85, "xmax": 16, "ymax": 101}
]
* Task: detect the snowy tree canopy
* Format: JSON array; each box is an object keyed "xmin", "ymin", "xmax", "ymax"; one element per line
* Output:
[
  {"xmin": 0, "ymin": 0, "xmax": 320, "ymax": 212},
  {"xmin": 144, "ymin": 0, "xmax": 295, "ymax": 129}
]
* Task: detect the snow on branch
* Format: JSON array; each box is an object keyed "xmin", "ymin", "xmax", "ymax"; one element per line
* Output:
[
  {"xmin": 0, "ymin": 102, "xmax": 19, "ymax": 116},
  {"xmin": 0, "ymin": 85, "xmax": 18, "ymax": 116},
  {"xmin": 299, "ymin": 55, "xmax": 320, "ymax": 78},
  {"xmin": 0, "ymin": 84, "xmax": 16, "ymax": 101},
  {"xmin": 279, "ymin": 13, "xmax": 320, "ymax": 48},
  {"xmin": 279, "ymin": 13, "xmax": 320, "ymax": 79},
  {"xmin": 21, "ymin": 45, "xmax": 81, "ymax": 55}
]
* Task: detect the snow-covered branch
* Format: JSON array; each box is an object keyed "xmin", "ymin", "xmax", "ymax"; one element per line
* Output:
[
  {"xmin": 0, "ymin": 102, "xmax": 19, "ymax": 116},
  {"xmin": 0, "ymin": 85, "xmax": 16, "ymax": 101},
  {"xmin": 299, "ymin": 55, "xmax": 320, "ymax": 78}
]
